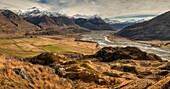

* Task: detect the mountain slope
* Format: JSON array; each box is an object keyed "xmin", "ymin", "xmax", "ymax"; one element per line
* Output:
[
  {"xmin": 74, "ymin": 17, "xmax": 115, "ymax": 30},
  {"xmin": 115, "ymin": 11, "xmax": 170, "ymax": 40},
  {"xmin": 0, "ymin": 9, "xmax": 39, "ymax": 38}
]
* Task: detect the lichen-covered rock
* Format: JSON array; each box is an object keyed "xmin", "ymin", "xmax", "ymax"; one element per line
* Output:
[
  {"xmin": 54, "ymin": 65, "xmax": 66, "ymax": 77},
  {"xmin": 13, "ymin": 68, "xmax": 35, "ymax": 84}
]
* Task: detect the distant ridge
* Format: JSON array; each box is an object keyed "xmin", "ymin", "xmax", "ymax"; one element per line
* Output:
[
  {"xmin": 74, "ymin": 16, "xmax": 115, "ymax": 30},
  {"xmin": 116, "ymin": 11, "xmax": 170, "ymax": 40}
]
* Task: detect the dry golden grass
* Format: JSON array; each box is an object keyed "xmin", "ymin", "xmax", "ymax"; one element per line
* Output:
[
  {"xmin": 0, "ymin": 48, "xmax": 169, "ymax": 88},
  {"xmin": 0, "ymin": 54, "xmax": 73, "ymax": 89}
]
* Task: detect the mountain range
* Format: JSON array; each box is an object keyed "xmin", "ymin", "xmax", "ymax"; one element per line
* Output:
[
  {"xmin": 0, "ymin": 8, "xmax": 116, "ymax": 38},
  {"xmin": 18, "ymin": 7, "xmax": 89, "ymax": 35},
  {"xmin": 2, "ymin": 7, "xmax": 170, "ymax": 40}
]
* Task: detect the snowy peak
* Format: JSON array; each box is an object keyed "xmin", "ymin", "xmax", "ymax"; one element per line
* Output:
[
  {"xmin": 73, "ymin": 14, "xmax": 101, "ymax": 19},
  {"xmin": 16, "ymin": 7, "xmax": 62, "ymax": 18},
  {"xmin": 104, "ymin": 18, "xmax": 147, "ymax": 24},
  {"xmin": 104, "ymin": 14, "xmax": 156, "ymax": 24},
  {"xmin": 89, "ymin": 14, "xmax": 100, "ymax": 19}
]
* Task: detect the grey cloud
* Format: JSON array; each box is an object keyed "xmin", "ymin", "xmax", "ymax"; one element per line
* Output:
[
  {"xmin": 1, "ymin": 0, "xmax": 170, "ymax": 18},
  {"xmin": 45, "ymin": 0, "xmax": 170, "ymax": 18}
]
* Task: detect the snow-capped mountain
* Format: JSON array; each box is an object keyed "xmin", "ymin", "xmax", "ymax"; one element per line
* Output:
[
  {"xmin": 104, "ymin": 15, "xmax": 156, "ymax": 29},
  {"xmin": 104, "ymin": 18, "xmax": 147, "ymax": 24},
  {"xmin": 72, "ymin": 14, "xmax": 101, "ymax": 19},
  {"xmin": 104, "ymin": 15, "xmax": 156, "ymax": 24},
  {"xmin": 104, "ymin": 17, "xmax": 152, "ymax": 29},
  {"xmin": 16, "ymin": 7, "xmax": 62, "ymax": 18}
]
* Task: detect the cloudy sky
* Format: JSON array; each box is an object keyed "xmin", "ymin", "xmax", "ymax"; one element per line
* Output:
[{"xmin": 1, "ymin": 0, "xmax": 170, "ymax": 18}]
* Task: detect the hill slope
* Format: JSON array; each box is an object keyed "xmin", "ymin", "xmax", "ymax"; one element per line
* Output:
[
  {"xmin": 0, "ymin": 46, "xmax": 169, "ymax": 88},
  {"xmin": 0, "ymin": 9, "xmax": 39, "ymax": 38},
  {"xmin": 116, "ymin": 11, "xmax": 170, "ymax": 40}
]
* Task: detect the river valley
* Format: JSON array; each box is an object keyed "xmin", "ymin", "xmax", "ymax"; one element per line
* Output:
[{"xmin": 81, "ymin": 31, "xmax": 170, "ymax": 61}]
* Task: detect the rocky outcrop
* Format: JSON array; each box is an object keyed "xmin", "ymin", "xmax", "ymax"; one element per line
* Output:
[
  {"xmin": 26, "ymin": 52, "xmax": 84, "ymax": 65},
  {"xmin": 116, "ymin": 10, "xmax": 170, "ymax": 40},
  {"xmin": 26, "ymin": 52, "xmax": 65, "ymax": 65},
  {"xmin": 94, "ymin": 46, "xmax": 162, "ymax": 62}
]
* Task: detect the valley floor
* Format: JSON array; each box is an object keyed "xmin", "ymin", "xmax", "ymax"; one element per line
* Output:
[{"xmin": 0, "ymin": 35, "xmax": 98, "ymax": 58}]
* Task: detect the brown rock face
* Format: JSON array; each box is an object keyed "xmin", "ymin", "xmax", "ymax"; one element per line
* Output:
[
  {"xmin": 94, "ymin": 46, "xmax": 162, "ymax": 62},
  {"xmin": 0, "ymin": 9, "xmax": 39, "ymax": 37},
  {"xmin": 116, "ymin": 11, "xmax": 170, "ymax": 40}
]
